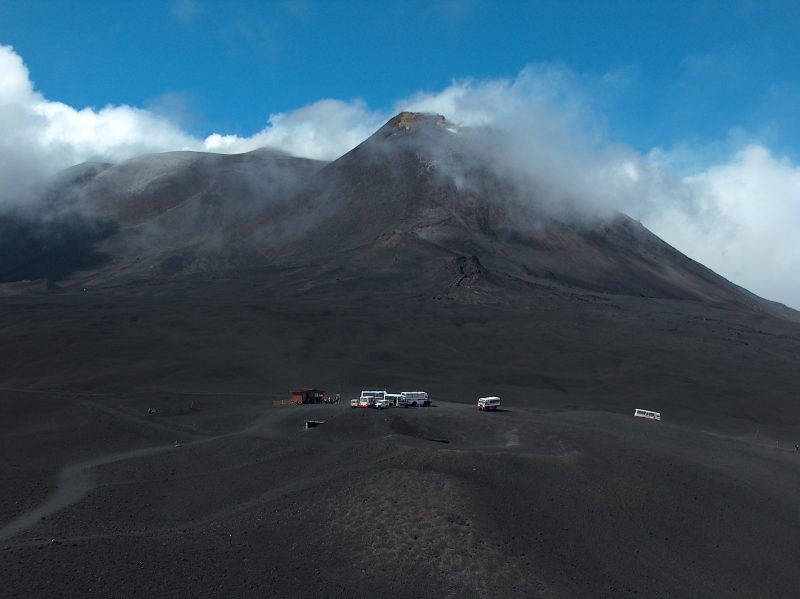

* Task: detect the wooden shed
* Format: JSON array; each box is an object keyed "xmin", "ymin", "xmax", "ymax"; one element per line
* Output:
[{"xmin": 290, "ymin": 388, "xmax": 325, "ymax": 404}]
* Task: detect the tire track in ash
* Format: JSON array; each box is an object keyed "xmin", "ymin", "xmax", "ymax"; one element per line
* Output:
[
  {"xmin": 0, "ymin": 435, "xmax": 220, "ymax": 543},
  {"xmin": 0, "ymin": 400, "xmax": 302, "ymax": 544},
  {"xmin": 1, "ymin": 460, "xmax": 371, "ymax": 548}
]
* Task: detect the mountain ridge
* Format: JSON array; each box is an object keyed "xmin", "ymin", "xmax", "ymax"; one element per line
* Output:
[{"xmin": 1, "ymin": 112, "xmax": 797, "ymax": 321}]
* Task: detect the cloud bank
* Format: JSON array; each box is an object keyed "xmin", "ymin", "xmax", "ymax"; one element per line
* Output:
[
  {"xmin": 1, "ymin": 44, "xmax": 798, "ymax": 308},
  {"xmin": 0, "ymin": 43, "xmax": 380, "ymax": 203},
  {"xmin": 394, "ymin": 69, "xmax": 800, "ymax": 310},
  {"xmin": 653, "ymin": 146, "xmax": 800, "ymax": 307}
]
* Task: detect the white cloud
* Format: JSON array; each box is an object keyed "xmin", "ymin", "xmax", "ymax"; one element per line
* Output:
[
  {"xmin": 399, "ymin": 64, "xmax": 600, "ymax": 134},
  {"xmin": 0, "ymin": 44, "xmax": 382, "ymax": 202},
  {"xmin": 202, "ymin": 98, "xmax": 385, "ymax": 159},
  {"xmin": 397, "ymin": 70, "xmax": 800, "ymax": 308},
  {"xmin": 1, "ymin": 43, "xmax": 799, "ymax": 308},
  {"xmin": 649, "ymin": 146, "xmax": 800, "ymax": 307},
  {"xmin": 170, "ymin": 0, "xmax": 206, "ymax": 27},
  {"xmin": 0, "ymin": 44, "xmax": 196, "ymax": 204},
  {"xmin": 397, "ymin": 68, "xmax": 674, "ymax": 221}
]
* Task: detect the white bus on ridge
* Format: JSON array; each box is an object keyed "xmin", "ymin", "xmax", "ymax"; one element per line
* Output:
[
  {"xmin": 477, "ymin": 397, "xmax": 501, "ymax": 411},
  {"xmin": 401, "ymin": 391, "xmax": 430, "ymax": 407},
  {"xmin": 634, "ymin": 408, "xmax": 661, "ymax": 421}
]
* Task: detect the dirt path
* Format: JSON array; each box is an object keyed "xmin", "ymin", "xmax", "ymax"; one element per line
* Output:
[
  {"xmin": 0, "ymin": 399, "xmax": 336, "ymax": 544},
  {"xmin": 1, "ymin": 443, "xmax": 182, "ymax": 543}
]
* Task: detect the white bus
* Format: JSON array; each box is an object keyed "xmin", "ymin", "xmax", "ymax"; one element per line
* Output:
[
  {"xmin": 477, "ymin": 397, "xmax": 501, "ymax": 411},
  {"xmin": 401, "ymin": 391, "xmax": 430, "ymax": 407},
  {"xmin": 385, "ymin": 393, "xmax": 402, "ymax": 407},
  {"xmin": 634, "ymin": 408, "xmax": 661, "ymax": 421}
]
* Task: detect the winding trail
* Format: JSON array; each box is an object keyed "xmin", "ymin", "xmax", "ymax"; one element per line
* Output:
[
  {"xmin": 0, "ymin": 436, "xmax": 220, "ymax": 544},
  {"xmin": 1, "ymin": 401, "xmax": 551, "ymax": 545},
  {"xmin": 0, "ymin": 399, "xmax": 300, "ymax": 544}
]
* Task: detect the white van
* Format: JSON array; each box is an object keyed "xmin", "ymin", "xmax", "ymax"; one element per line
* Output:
[
  {"xmin": 634, "ymin": 408, "xmax": 661, "ymax": 421},
  {"xmin": 359, "ymin": 390, "xmax": 386, "ymax": 408},
  {"xmin": 477, "ymin": 397, "xmax": 501, "ymax": 411},
  {"xmin": 401, "ymin": 391, "xmax": 430, "ymax": 407},
  {"xmin": 374, "ymin": 399, "xmax": 391, "ymax": 409}
]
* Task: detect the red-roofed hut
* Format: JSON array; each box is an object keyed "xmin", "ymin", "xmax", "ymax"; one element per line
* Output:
[{"xmin": 290, "ymin": 388, "xmax": 325, "ymax": 404}]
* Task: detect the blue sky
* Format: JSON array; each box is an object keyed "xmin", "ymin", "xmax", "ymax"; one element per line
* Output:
[
  {"xmin": 1, "ymin": 1, "xmax": 800, "ymax": 308},
  {"xmin": 3, "ymin": 0, "xmax": 799, "ymax": 155}
]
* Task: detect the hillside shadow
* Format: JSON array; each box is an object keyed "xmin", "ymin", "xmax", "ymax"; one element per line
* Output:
[{"xmin": 0, "ymin": 211, "xmax": 118, "ymax": 282}]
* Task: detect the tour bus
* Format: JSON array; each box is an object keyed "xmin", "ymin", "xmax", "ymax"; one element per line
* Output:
[
  {"xmin": 634, "ymin": 408, "xmax": 661, "ymax": 421},
  {"xmin": 477, "ymin": 397, "xmax": 501, "ymax": 411},
  {"xmin": 359, "ymin": 390, "xmax": 386, "ymax": 408},
  {"xmin": 385, "ymin": 393, "xmax": 402, "ymax": 407},
  {"xmin": 401, "ymin": 391, "xmax": 430, "ymax": 407}
]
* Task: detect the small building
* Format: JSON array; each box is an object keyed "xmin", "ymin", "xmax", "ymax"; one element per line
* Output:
[{"xmin": 290, "ymin": 388, "xmax": 325, "ymax": 404}]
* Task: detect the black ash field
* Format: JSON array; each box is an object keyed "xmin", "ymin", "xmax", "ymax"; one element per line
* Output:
[{"xmin": 2, "ymin": 113, "xmax": 800, "ymax": 598}]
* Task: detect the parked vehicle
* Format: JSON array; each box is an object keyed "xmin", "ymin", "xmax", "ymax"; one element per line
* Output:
[
  {"xmin": 350, "ymin": 399, "xmax": 359, "ymax": 408},
  {"xmin": 358, "ymin": 397, "xmax": 372, "ymax": 408},
  {"xmin": 374, "ymin": 398, "xmax": 391, "ymax": 409},
  {"xmin": 477, "ymin": 397, "xmax": 501, "ymax": 411},
  {"xmin": 385, "ymin": 393, "xmax": 402, "ymax": 407},
  {"xmin": 634, "ymin": 408, "xmax": 661, "ymax": 421},
  {"xmin": 401, "ymin": 391, "xmax": 430, "ymax": 407}
]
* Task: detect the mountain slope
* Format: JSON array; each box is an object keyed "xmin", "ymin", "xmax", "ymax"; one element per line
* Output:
[
  {"xmin": 3, "ymin": 112, "xmax": 796, "ymax": 322},
  {"xmin": 3, "ymin": 114, "xmax": 800, "ymax": 599},
  {"xmin": 266, "ymin": 112, "xmax": 797, "ymax": 317}
]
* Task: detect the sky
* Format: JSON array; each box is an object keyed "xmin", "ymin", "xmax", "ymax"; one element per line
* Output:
[{"xmin": 1, "ymin": 0, "xmax": 800, "ymax": 308}]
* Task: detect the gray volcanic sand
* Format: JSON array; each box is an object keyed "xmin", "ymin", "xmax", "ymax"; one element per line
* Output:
[
  {"xmin": 2, "ymin": 278, "xmax": 800, "ymax": 598},
  {"xmin": 3, "ymin": 400, "xmax": 800, "ymax": 598}
]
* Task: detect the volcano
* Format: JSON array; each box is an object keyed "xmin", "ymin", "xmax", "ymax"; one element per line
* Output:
[
  {"xmin": 27, "ymin": 112, "xmax": 795, "ymax": 317},
  {"xmin": 2, "ymin": 113, "xmax": 800, "ymax": 597}
]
